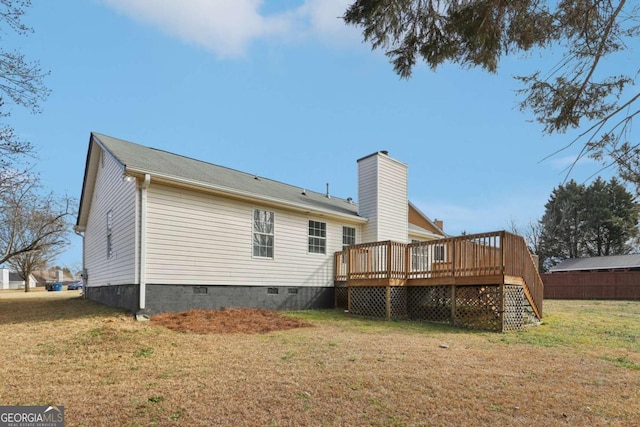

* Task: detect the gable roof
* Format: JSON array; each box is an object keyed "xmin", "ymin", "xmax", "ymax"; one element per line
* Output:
[
  {"xmin": 549, "ymin": 254, "xmax": 640, "ymax": 272},
  {"xmin": 408, "ymin": 202, "xmax": 447, "ymax": 238},
  {"xmin": 77, "ymin": 133, "xmax": 447, "ymax": 242},
  {"xmin": 77, "ymin": 133, "xmax": 366, "ymax": 228}
]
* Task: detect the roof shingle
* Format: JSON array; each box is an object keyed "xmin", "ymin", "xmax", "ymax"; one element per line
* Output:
[
  {"xmin": 549, "ymin": 254, "xmax": 640, "ymax": 272},
  {"xmin": 93, "ymin": 132, "xmax": 361, "ymax": 218}
]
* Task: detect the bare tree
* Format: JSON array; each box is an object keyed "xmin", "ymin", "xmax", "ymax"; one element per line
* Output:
[
  {"xmin": 0, "ymin": 179, "xmax": 73, "ymax": 291},
  {"xmin": 8, "ymin": 248, "xmax": 45, "ymax": 292},
  {"xmin": 0, "ymin": 0, "xmax": 50, "ymax": 212},
  {"xmin": 508, "ymin": 218, "xmax": 543, "ymax": 257}
]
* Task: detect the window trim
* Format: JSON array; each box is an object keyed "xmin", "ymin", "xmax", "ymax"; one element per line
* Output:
[
  {"xmin": 342, "ymin": 226, "xmax": 356, "ymax": 250},
  {"xmin": 106, "ymin": 210, "xmax": 113, "ymax": 259},
  {"xmin": 252, "ymin": 208, "xmax": 275, "ymax": 259},
  {"xmin": 308, "ymin": 220, "xmax": 327, "ymax": 254}
]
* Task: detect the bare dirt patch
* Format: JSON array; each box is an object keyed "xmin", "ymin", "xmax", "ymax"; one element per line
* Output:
[{"xmin": 151, "ymin": 308, "xmax": 312, "ymax": 334}]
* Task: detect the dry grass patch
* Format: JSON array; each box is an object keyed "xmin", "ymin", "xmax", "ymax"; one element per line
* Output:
[
  {"xmin": 151, "ymin": 308, "xmax": 312, "ymax": 334},
  {"xmin": 0, "ymin": 292, "xmax": 639, "ymax": 426}
]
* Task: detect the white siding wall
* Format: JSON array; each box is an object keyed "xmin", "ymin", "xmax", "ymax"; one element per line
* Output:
[
  {"xmin": 357, "ymin": 155, "xmax": 378, "ymax": 243},
  {"xmin": 144, "ymin": 184, "xmax": 360, "ymax": 286},
  {"xmin": 357, "ymin": 152, "xmax": 408, "ymax": 243},
  {"xmin": 377, "ymin": 154, "xmax": 408, "ymax": 242},
  {"xmin": 0, "ymin": 269, "xmax": 8, "ymax": 290},
  {"xmin": 83, "ymin": 149, "xmax": 137, "ymax": 286}
]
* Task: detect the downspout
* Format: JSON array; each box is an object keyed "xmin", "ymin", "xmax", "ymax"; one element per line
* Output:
[
  {"xmin": 139, "ymin": 174, "xmax": 151, "ymax": 311},
  {"xmin": 73, "ymin": 228, "xmax": 85, "ymax": 298}
]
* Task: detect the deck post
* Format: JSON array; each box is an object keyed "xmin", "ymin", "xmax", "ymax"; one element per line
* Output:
[
  {"xmin": 450, "ymin": 285, "xmax": 456, "ymax": 326},
  {"xmin": 347, "ymin": 247, "xmax": 352, "ymax": 281},
  {"xmin": 499, "ymin": 283, "xmax": 505, "ymax": 332},
  {"xmin": 500, "ymin": 231, "xmax": 506, "ymax": 275},
  {"xmin": 405, "ymin": 244, "xmax": 411, "ymax": 280},
  {"xmin": 451, "ymin": 240, "xmax": 456, "ymax": 278},
  {"xmin": 385, "ymin": 286, "xmax": 391, "ymax": 320},
  {"xmin": 386, "ymin": 241, "xmax": 392, "ymax": 280}
]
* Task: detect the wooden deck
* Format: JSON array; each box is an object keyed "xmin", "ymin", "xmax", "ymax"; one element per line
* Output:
[{"xmin": 334, "ymin": 231, "xmax": 543, "ymax": 320}]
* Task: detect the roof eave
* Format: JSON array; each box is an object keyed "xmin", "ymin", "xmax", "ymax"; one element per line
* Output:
[
  {"xmin": 126, "ymin": 168, "xmax": 368, "ymax": 224},
  {"xmin": 409, "ymin": 229, "xmax": 445, "ymax": 240}
]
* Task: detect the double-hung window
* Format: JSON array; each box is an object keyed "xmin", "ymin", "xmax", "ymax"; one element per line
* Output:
[
  {"xmin": 342, "ymin": 226, "xmax": 356, "ymax": 249},
  {"xmin": 253, "ymin": 209, "xmax": 274, "ymax": 258},
  {"xmin": 308, "ymin": 220, "xmax": 326, "ymax": 254}
]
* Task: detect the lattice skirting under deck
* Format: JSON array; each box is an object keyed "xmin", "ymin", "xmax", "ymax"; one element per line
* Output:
[
  {"xmin": 335, "ymin": 285, "xmax": 348, "ymax": 309},
  {"xmin": 343, "ymin": 284, "xmax": 527, "ymax": 332}
]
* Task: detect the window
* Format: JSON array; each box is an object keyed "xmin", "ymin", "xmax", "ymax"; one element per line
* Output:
[
  {"xmin": 411, "ymin": 239, "xmax": 426, "ymax": 271},
  {"xmin": 308, "ymin": 220, "xmax": 326, "ymax": 254},
  {"xmin": 342, "ymin": 226, "xmax": 356, "ymax": 249},
  {"xmin": 253, "ymin": 209, "xmax": 274, "ymax": 258},
  {"xmin": 434, "ymin": 244, "xmax": 446, "ymax": 261},
  {"xmin": 106, "ymin": 210, "xmax": 113, "ymax": 258}
]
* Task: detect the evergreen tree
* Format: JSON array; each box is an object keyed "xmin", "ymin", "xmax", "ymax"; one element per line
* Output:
[
  {"xmin": 538, "ymin": 178, "xmax": 638, "ymax": 270},
  {"xmin": 344, "ymin": 1, "xmax": 640, "ymax": 193}
]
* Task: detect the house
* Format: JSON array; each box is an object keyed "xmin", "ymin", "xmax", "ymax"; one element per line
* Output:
[
  {"xmin": 0, "ymin": 269, "xmax": 37, "ymax": 290},
  {"xmin": 32, "ymin": 269, "xmax": 77, "ymax": 289},
  {"xmin": 75, "ymin": 133, "xmax": 446, "ymax": 316},
  {"xmin": 543, "ymin": 254, "xmax": 640, "ymax": 300}
]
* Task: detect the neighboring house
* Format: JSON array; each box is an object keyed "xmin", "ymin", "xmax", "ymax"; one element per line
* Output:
[
  {"xmin": 543, "ymin": 254, "xmax": 640, "ymax": 300},
  {"xmin": 0, "ymin": 269, "xmax": 37, "ymax": 290},
  {"xmin": 32, "ymin": 270, "xmax": 77, "ymax": 288},
  {"xmin": 75, "ymin": 133, "xmax": 446, "ymax": 315}
]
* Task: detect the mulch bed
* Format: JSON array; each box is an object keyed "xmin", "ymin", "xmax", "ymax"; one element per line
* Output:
[{"xmin": 151, "ymin": 307, "xmax": 312, "ymax": 334}]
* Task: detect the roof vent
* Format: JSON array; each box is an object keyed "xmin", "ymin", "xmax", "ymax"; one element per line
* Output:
[
  {"xmin": 380, "ymin": 150, "xmax": 389, "ymax": 155},
  {"xmin": 347, "ymin": 197, "xmax": 353, "ymax": 204},
  {"xmin": 254, "ymin": 174, "xmax": 260, "ymax": 180},
  {"xmin": 326, "ymin": 183, "xmax": 330, "ymax": 198},
  {"xmin": 301, "ymin": 188, "xmax": 306, "ymax": 195}
]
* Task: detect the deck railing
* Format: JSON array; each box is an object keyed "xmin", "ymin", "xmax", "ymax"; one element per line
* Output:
[
  {"xmin": 502, "ymin": 232, "xmax": 544, "ymax": 318},
  {"xmin": 334, "ymin": 231, "xmax": 543, "ymax": 318},
  {"xmin": 334, "ymin": 241, "xmax": 406, "ymax": 281},
  {"xmin": 407, "ymin": 232, "xmax": 504, "ymax": 279}
]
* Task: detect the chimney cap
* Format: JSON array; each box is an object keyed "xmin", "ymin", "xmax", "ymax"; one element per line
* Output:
[{"xmin": 356, "ymin": 150, "xmax": 392, "ymax": 162}]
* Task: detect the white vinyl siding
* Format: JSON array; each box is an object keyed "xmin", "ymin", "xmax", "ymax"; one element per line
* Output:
[
  {"xmin": 83, "ymin": 148, "xmax": 137, "ymax": 286},
  {"xmin": 357, "ymin": 155, "xmax": 378, "ymax": 243},
  {"xmin": 358, "ymin": 152, "xmax": 408, "ymax": 243},
  {"xmin": 144, "ymin": 184, "xmax": 354, "ymax": 287},
  {"xmin": 377, "ymin": 155, "xmax": 408, "ymax": 242}
]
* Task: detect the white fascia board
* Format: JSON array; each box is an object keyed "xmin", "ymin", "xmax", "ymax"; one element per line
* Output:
[{"xmin": 409, "ymin": 229, "xmax": 445, "ymax": 240}]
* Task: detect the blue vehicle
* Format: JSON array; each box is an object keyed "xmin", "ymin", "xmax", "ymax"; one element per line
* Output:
[{"xmin": 67, "ymin": 282, "xmax": 83, "ymax": 291}]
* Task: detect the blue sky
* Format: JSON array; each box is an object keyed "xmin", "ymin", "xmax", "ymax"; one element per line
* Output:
[{"xmin": 9, "ymin": 0, "xmax": 625, "ymax": 269}]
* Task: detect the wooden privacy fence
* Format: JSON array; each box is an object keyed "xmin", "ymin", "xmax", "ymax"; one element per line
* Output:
[
  {"xmin": 542, "ymin": 272, "xmax": 640, "ymax": 300},
  {"xmin": 334, "ymin": 231, "xmax": 543, "ymax": 319}
]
